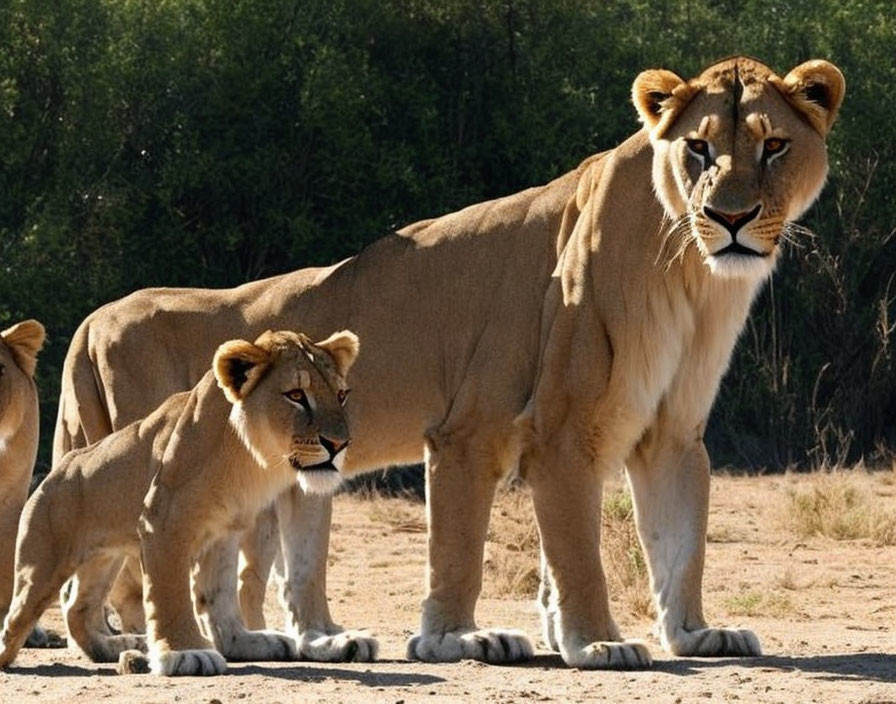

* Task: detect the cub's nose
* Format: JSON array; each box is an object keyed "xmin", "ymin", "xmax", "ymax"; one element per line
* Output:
[
  {"xmin": 703, "ymin": 204, "xmax": 761, "ymax": 234},
  {"xmin": 319, "ymin": 435, "xmax": 350, "ymax": 456}
]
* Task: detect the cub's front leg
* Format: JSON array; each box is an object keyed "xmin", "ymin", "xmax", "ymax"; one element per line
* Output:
[
  {"xmin": 625, "ymin": 431, "xmax": 761, "ymax": 658},
  {"xmin": 275, "ymin": 486, "xmax": 378, "ymax": 662},
  {"xmin": 194, "ymin": 533, "xmax": 297, "ymax": 662},
  {"xmin": 138, "ymin": 485, "xmax": 226, "ymax": 677},
  {"xmin": 406, "ymin": 431, "xmax": 533, "ymax": 665}
]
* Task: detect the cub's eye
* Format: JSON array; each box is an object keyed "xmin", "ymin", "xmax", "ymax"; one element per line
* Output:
[
  {"xmin": 762, "ymin": 137, "xmax": 789, "ymax": 159},
  {"xmin": 337, "ymin": 388, "xmax": 350, "ymax": 406},
  {"xmin": 685, "ymin": 139, "xmax": 710, "ymax": 158}
]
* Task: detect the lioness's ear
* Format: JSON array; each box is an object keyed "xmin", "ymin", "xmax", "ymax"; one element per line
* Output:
[
  {"xmin": 213, "ymin": 339, "xmax": 272, "ymax": 403},
  {"xmin": 776, "ymin": 60, "xmax": 845, "ymax": 136},
  {"xmin": 632, "ymin": 68, "xmax": 690, "ymax": 128},
  {"xmin": 316, "ymin": 330, "xmax": 359, "ymax": 378},
  {"xmin": 1, "ymin": 319, "xmax": 46, "ymax": 378}
]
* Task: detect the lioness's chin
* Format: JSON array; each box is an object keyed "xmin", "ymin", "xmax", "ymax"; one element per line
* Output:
[
  {"xmin": 705, "ymin": 251, "xmax": 777, "ymax": 281},
  {"xmin": 296, "ymin": 468, "xmax": 344, "ymax": 495}
]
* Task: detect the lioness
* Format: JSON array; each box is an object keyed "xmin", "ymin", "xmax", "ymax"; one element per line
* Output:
[
  {"xmin": 0, "ymin": 320, "xmax": 45, "ymax": 623},
  {"xmin": 1, "ymin": 329, "xmax": 363, "ymax": 675},
  {"xmin": 54, "ymin": 57, "xmax": 844, "ymax": 668}
]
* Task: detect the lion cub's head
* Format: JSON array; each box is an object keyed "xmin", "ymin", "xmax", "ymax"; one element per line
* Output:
[
  {"xmin": 213, "ymin": 329, "xmax": 359, "ymax": 495},
  {"xmin": 633, "ymin": 56, "xmax": 844, "ymax": 280},
  {"xmin": 0, "ymin": 320, "xmax": 45, "ymax": 444}
]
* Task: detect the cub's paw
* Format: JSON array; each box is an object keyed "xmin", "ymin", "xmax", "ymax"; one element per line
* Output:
[
  {"xmin": 24, "ymin": 626, "xmax": 66, "ymax": 649},
  {"xmin": 561, "ymin": 639, "xmax": 652, "ymax": 669},
  {"xmin": 149, "ymin": 648, "xmax": 227, "ymax": 676},
  {"xmin": 85, "ymin": 633, "xmax": 148, "ymax": 663},
  {"xmin": 297, "ymin": 629, "xmax": 378, "ymax": 663},
  {"xmin": 667, "ymin": 627, "xmax": 761, "ymax": 657},
  {"xmin": 407, "ymin": 628, "xmax": 534, "ymax": 664},
  {"xmin": 217, "ymin": 629, "xmax": 297, "ymax": 662}
]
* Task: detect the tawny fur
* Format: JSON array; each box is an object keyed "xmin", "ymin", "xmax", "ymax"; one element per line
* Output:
[{"xmin": 52, "ymin": 57, "xmax": 843, "ymax": 669}]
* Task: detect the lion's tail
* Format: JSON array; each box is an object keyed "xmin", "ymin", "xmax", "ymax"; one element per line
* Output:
[{"xmin": 52, "ymin": 318, "xmax": 113, "ymax": 465}]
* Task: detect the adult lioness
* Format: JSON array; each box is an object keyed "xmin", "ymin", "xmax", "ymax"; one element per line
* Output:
[
  {"xmin": 0, "ymin": 320, "xmax": 45, "ymax": 624},
  {"xmin": 55, "ymin": 57, "xmax": 844, "ymax": 668},
  {"xmin": 1, "ymin": 329, "xmax": 362, "ymax": 676}
]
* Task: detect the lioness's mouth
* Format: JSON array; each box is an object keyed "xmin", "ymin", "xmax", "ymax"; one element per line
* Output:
[
  {"xmin": 713, "ymin": 241, "xmax": 769, "ymax": 258},
  {"xmin": 289, "ymin": 455, "xmax": 338, "ymax": 472}
]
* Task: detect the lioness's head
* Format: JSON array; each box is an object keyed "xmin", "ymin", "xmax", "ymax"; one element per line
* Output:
[
  {"xmin": 633, "ymin": 56, "xmax": 845, "ymax": 280},
  {"xmin": 0, "ymin": 320, "xmax": 45, "ymax": 443},
  {"xmin": 213, "ymin": 329, "xmax": 359, "ymax": 495}
]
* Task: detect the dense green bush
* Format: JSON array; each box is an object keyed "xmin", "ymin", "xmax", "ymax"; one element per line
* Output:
[{"xmin": 1, "ymin": 0, "xmax": 893, "ymax": 472}]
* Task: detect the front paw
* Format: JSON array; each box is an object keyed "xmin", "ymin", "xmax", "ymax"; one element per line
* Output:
[
  {"xmin": 666, "ymin": 627, "xmax": 761, "ymax": 657},
  {"xmin": 217, "ymin": 629, "xmax": 297, "ymax": 662},
  {"xmin": 149, "ymin": 648, "xmax": 227, "ymax": 676},
  {"xmin": 407, "ymin": 628, "xmax": 533, "ymax": 664},
  {"xmin": 561, "ymin": 639, "xmax": 652, "ymax": 669},
  {"xmin": 296, "ymin": 628, "xmax": 378, "ymax": 662}
]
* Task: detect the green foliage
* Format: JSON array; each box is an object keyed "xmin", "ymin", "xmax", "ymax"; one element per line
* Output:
[{"xmin": 0, "ymin": 0, "xmax": 893, "ymax": 471}]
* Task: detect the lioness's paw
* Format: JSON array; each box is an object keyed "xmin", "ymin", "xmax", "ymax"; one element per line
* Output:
[
  {"xmin": 668, "ymin": 627, "xmax": 761, "ymax": 657},
  {"xmin": 217, "ymin": 629, "xmax": 297, "ymax": 662},
  {"xmin": 297, "ymin": 629, "xmax": 378, "ymax": 663},
  {"xmin": 117, "ymin": 649, "xmax": 150, "ymax": 675},
  {"xmin": 149, "ymin": 648, "xmax": 227, "ymax": 676},
  {"xmin": 407, "ymin": 628, "xmax": 533, "ymax": 664},
  {"xmin": 562, "ymin": 639, "xmax": 652, "ymax": 670}
]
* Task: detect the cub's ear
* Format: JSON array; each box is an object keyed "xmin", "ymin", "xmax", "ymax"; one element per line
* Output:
[
  {"xmin": 316, "ymin": 330, "xmax": 359, "ymax": 378},
  {"xmin": 632, "ymin": 68, "xmax": 692, "ymax": 129},
  {"xmin": 213, "ymin": 339, "xmax": 272, "ymax": 403},
  {"xmin": 1, "ymin": 319, "xmax": 46, "ymax": 378},
  {"xmin": 775, "ymin": 60, "xmax": 845, "ymax": 136}
]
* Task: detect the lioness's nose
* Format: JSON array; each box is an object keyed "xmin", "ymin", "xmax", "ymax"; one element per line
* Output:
[
  {"xmin": 703, "ymin": 204, "xmax": 761, "ymax": 234},
  {"xmin": 320, "ymin": 434, "xmax": 349, "ymax": 455}
]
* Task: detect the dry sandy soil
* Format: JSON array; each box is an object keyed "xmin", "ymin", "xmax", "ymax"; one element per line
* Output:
[{"xmin": 2, "ymin": 471, "xmax": 895, "ymax": 703}]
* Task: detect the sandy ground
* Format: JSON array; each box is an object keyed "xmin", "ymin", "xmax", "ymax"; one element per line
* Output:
[{"xmin": 2, "ymin": 472, "xmax": 895, "ymax": 703}]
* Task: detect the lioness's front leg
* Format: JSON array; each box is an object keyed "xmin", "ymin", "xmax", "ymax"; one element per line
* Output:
[
  {"xmin": 193, "ymin": 533, "xmax": 296, "ymax": 662},
  {"xmin": 406, "ymin": 431, "xmax": 533, "ymax": 665},
  {"xmin": 527, "ymin": 432, "xmax": 651, "ymax": 670},
  {"xmin": 625, "ymin": 431, "xmax": 760, "ymax": 657},
  {"xmin": 237, "ymin": 504, "xmax": 279, "ymax": 630},
  {"xmin": 275, "ymin": 486, "xmax": 378, "ymax": 662}
]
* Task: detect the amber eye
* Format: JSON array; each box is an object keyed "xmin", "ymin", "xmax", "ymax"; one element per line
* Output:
[
  {"xmin": 337, "ymin": 388, "xmax": 350, "ymax": 406},
  {"xmin": 763, "ymin": 137, "xmax": 789, "ymax": 159},
  {"xmin": 284, "ymin": 389, "xmax": 305, "ymax": 403},
  {"xmin": 685, "ymin": 139, "xmax": 709, "ymax": 157}
]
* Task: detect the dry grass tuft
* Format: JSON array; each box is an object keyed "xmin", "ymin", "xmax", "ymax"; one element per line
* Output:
[
  {"xmin": 778, "ymin": 470, "xmax": 896, "ymax": 545},
  {"xmin": 723, "ymin": 590, "xmax": 796, "ymax": 619}
]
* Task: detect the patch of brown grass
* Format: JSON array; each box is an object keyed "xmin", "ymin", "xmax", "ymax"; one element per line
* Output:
[{"xmin": 778, "ymin": 470, "xmax": 896, "ymax": 545}]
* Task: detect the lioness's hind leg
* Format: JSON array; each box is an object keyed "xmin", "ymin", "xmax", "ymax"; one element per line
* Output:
[
  {"xmin": 63, "ymin": 554, "xmax": 146, "ymax": 662},
  {"xmin": 626, "ymin": 436, "xmax": 761, "ymax": 658},
  {"xmin": 0, "ymin": 563, "xmax": 70, "ymax": 668},
  {"xmin": 108, "ymin": 557, "xmax": 146, "ymax": 633},
  {"xmin": 406, "ymin": 432, "xmax": 533, "ymax": 665},
  {"xmin": 275, "ymin": 486, "xmax": 378, "ymax": 662}
]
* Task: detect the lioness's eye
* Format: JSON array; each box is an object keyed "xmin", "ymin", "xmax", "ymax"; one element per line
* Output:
[
  {"xmin": 762, "ymin": 137, "xmax": 789, "ymax": 159},
  {"xmin": 685, "ymin": 139, "xmax": 709, "ymax": 157},
  {"xmin": 284, "ymin": 389, "xmax": 305, "ymax": 402},
  {"xmin": 337, "ymin": 388, "xmax": 350, "ymax": 406}
]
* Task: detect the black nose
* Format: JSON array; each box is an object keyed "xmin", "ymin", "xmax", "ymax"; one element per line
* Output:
[
  {"xmin": 704, "ymin": 204, "xmax": 761, "ymax": 235},
  {"xmin": 319, "ymin": 435, "xmax": 349, "ymax": 456}
]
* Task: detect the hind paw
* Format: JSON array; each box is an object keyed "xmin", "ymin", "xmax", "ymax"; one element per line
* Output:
[
  {"xmin": 562, "ymin": 639, "xmax": 652, "ymax": 669},
  {"xmin": 150, "ymin": 648, "xmax": 227, "ymax": 676},
  {"xmin": 407, "ymin": 628, "xmax": 533, "ymax": 664},
  {"xmin": 296, "ymin": 628, "xmax": 378, "ymax": 662},
  {"xmin": 667, "ymin": 627, "xmax": 761, "ymax": 657}
]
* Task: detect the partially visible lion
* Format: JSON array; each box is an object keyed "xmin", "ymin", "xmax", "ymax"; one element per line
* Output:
[
  {"xmin": 54, "ymin": 57, "xmax": 844, "ymax": 669},
  {"xmin": 0, "ymin": 329, "xmax": 370, "ymax": 676},
  {"xmin": 0, "ymin": 320, "xmax": 45, "ymax": 623}
]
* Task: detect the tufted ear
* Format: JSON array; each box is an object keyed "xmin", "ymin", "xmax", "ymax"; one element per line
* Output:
[
  {"xmin": 775, "ymin": 60, "xmax": 845, "ymax": 136},
  {"xmin": 213, "ymin": 338, "xmax": 272, "ymax": 403},
  {"xmin": 1, "ymin": 319, "xmax": 45, "ymax": 378},
  {"xmin": 632, "ymin": 68, "xmax": 691, "ymax": 129},
  {"xmin": 316, "ymin": 330, "xmax": 359, "ymax": 378}
]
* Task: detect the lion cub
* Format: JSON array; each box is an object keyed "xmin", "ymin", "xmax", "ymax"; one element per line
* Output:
[{"xmin": 0, "ymin": 329, "xmax": 358, "ymax": 676}]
